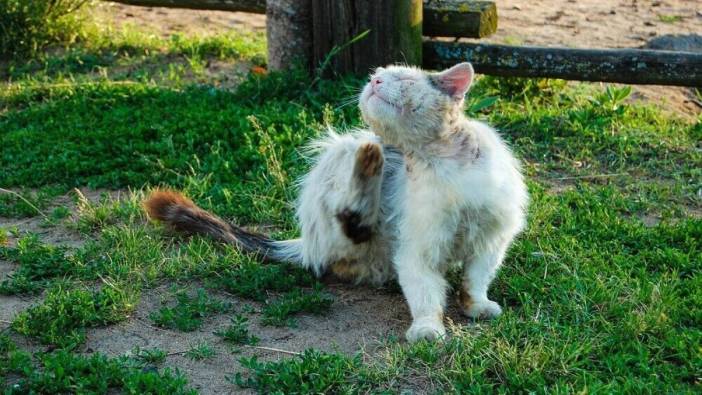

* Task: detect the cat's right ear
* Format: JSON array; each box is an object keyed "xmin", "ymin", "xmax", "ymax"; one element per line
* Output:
[{"xmin": 432, "ymin": 62, "xmax": 474, "ymax": 100}]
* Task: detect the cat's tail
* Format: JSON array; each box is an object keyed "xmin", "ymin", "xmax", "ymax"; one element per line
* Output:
[{"xmin": 143, "ymin": 189, "xmax": 303, "ymax": 264}]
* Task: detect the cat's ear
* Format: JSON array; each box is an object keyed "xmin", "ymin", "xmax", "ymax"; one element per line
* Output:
[{"xmin": 432, "ymin": 62, "xmax": 474, "ymax": 99}]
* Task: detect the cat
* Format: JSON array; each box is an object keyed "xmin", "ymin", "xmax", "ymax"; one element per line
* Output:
[{"xmin": 144, "ymin": 62, "xmax": 528, "ymax": 342}]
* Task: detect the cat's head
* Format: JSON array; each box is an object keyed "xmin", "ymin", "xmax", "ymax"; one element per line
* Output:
[{"xmin": 359, "ymin": 62, "xmax": 474, "ymax": 147}]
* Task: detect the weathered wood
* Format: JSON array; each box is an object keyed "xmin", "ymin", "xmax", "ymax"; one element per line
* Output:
[
  {"xmin": 311, "ymin": 0, "xmax": 422, "ymax": 75},
  {"xmin": 424, "ymin": 0, "xmax": 496, "ymax": 38},
  {"xmin": 106, "ymin": 0, "xmax": 265, "ymax": 13},
  {"xmin": 266, "ymin": 0, "xmax": 312, "ymax": 71},
  {"xmin": 424, "ymin": 41, "xmax": 702, "ymax": 86}
]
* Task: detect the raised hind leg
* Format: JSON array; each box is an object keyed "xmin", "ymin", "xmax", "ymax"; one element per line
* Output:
[
  {"xmin": 335, "ymin": 140, "xmax": 385, "ymax": 244},
  {"xmin": 295, "ymin": 133, "xmax": 387, "ymax": 278}
]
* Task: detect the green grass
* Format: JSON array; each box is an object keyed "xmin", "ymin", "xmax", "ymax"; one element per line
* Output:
[
  {"xmin": 215, "ymin": 315, "xmax": 259, "ymax": 346},
  {"xmin": 1, "ymin": 336, "xmax": 195, "ymax": 394},
  {"xmin": 11, "ymin": 283, "xmax": 137, "ymax": 349},
  {"xmin": 262, "ymin": 287, "xmax": 335, "ymax": 327},
  {"xmin": 185, "ymin": 341, "xmax": 216, "ymax": 361},
  {"xmin": 1, "ymin": 16, "xmax": 701, "ymax": 394},
  {"xmin": 0, "ymin": 234, "xmax": 74, "ymax": 294},
  {"xmin": 150, "ymin": 288, "xmax": 231, "ymax": 332}
]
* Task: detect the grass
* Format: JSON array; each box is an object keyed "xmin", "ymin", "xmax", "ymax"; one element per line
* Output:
[
  {"xmin": 1, "ymin": 336, "xmax": 195, "ymax": 394},
  {"xmin": 261, "ymin": 287, "xmax": 335, "ymax": 327},
  {"xmin": 1, "ymin": 13, "xmax": 701, "ymax": 394},
  {"xmin": 215, "ymin": 315, "xmax": 259, "ymax": 346},
  {"xmin": 149, "ymin": 288, "xmax": 231, "ymax": 332},
  {"xmin": 11, "ymin": 283, "xmax": 137, "ymax": 349}
]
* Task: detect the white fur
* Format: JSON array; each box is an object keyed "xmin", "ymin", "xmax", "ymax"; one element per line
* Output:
[{"xmin": 284, "ymin": 63, "xmax": 527, "ymax": 342}]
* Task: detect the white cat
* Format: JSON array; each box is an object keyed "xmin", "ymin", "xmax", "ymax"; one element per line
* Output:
[{"xmin": 144, "ymin": 62, "xmax": 528, "ymax": 342}]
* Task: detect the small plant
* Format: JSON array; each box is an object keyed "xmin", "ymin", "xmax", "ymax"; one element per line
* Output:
[
  {"xmin": 0, "ymin": 235, "xmax": 74, "ymax": 294},
  {"xmin": 12, "ymin": 284, "xmax": 136, "ymax": 348},
  {"xmin": 0, "ymin": 335, "xmax": 32, "ymax": 378},
  {"xmin": 589, "ymin": 85, "xmax": 631, "ymax": 114},
  {"xmin": 262, "ymin": 287, "xmax": 334, "ymax": 327},
  {"xmin": 233, "ymin": 350, "xmax": 360, "ymax": 393},
  {"xmin": 185, "ymin": 341, "xmax": 216, "ymax": 361},
  {"xmin": 215, "ymin": 315, "xmax": 259, "ymax": 345},
  {"xmin": 217, "ymin": 260, "xmax": 316, "ymax": 302},
  {"xmin": 48, "ymin": 206, "xmax": 71, "ymax": 222},
  {"xmin": 130, "ymin": 347, "xmax": 167, "ymax": 365},
  {"xmin": 6, "ymin": 349, "xmax": 195, "ymax": 394},
  {"xmin": 150, "ymin": 289, "xmax": 231, "ymax": 332}
]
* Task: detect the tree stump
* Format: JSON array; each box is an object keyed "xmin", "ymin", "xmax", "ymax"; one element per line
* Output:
[{"xmin": 311, "ymin": 0, "xmax": 422, "ymax": 75}]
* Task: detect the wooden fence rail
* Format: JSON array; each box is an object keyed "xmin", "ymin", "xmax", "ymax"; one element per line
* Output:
[{"xmin": 424, "ymin": 41, "xmax": 702, "ymax": 86}]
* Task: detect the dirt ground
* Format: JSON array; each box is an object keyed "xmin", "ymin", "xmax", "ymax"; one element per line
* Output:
[{"xmin": 95, "ymin": 0, "xmax": 702, "ymax": 117}]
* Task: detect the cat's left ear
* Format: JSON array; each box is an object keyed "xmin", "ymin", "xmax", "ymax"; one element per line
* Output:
[{"xmin": 432, "ymin": 62, "xmax": 474, "ymax": 100}]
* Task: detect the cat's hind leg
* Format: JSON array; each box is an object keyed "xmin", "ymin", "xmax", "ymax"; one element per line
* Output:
[
  {"xmin": 459, "ymin": 244, "xmax": 508, "ymax": 319},
  {"xmin": 296, "ymin": 132, "xmax": 386, "ymax": 278}
]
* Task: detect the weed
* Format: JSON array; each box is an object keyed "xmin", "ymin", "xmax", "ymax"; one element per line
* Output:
[
  {"xmin": 149, "ymin": 288, "xmax": 231, "ymax": 332},
  {"xmin": 215, "ymin": 315, "xmax": 259, "ymax": 346},
  {"xmin": 0, "ymin": 335, "xmax": 32, "ymax": 379},
  {"xmin": 0, "ymin": 235, "xmax": 74, "ymax": 294},
  {"xmin": 234, "ymin": 350, "xmax": 360, "ymax": 394},
  {"xmin": 262, "ymin": 287, "xmax": 334, "ymax": 327},
  {"xmin": 12, "ymin": 284, "xmax": 136, "ymax": 348},
  {"xmin": 2, "ymin": 349, "xmax": 195, "ymax": 394},
  {"xmin": 130, "ymin": 347, "xmax": 167, "ymax": 365},
  {"xmin": 216, "ymin": 259, "xmax": 316, "ymax": 302},
  {"xmin": 185, "ymin": 341, "xmax": 216, "ymax": 361}
]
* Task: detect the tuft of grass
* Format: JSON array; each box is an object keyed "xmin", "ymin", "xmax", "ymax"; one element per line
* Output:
[
  {"xmin": 0, "ymin": 235, "xmax": 74, "ymax": 294},
  {"xmin": 215, "ymin": 315, "xmax": 259, "ymax": 346},
  {"xmin": 149, "ymin": 288, "xmax": 231, "ymax": 332},
  {"xmin": 185, "ymin": 341, "xmax": 216, "ymax": 361},
  {"xmin": 130, "ymin": 347, "xmax": 167, "ymax": 365},
  {"xmin": 262, "ymin": 287, "xmax": 334, "ymax": 327},
  {"xmin": 12, "ymin": 283, "xmax": 136, "ymax": 348},
  {"xmin": 0, "ymin": 335, "xmax": 32, "ymax": 380},
  {"xmin": 216, "ymin": 259, "xmax": 317, "ymax": 302},
  {"xmin": 2, "ymin": 348, "xmax": 195, "ymax": 394},
  {"xmin": 234, "ymin": 350, "xmax": 360, "ymax": 394}
]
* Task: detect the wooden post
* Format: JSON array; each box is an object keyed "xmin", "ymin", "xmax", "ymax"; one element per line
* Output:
[
  {"xmin": 311, "ymin": 0, "xmax": 422, "ymax": 75},
  {"xmin": 266, "ymin": 0, "xmax": 313, "ymax": 71}
]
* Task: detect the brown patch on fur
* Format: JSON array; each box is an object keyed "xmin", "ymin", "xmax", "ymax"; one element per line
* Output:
[
  {"xmin": 458, "ymin": 288, "xmax": 474, "ymax": 312},
  {"xmin": 330, "ymin": 259, "xmax": 365, "ymax": 282},
  {"xmin": 355, "ymin": 142, "xmax": 384, "ymax": 178},
  {"xmin": 336, "ymin": 209, "xmax": 373, "ymax": 244}
]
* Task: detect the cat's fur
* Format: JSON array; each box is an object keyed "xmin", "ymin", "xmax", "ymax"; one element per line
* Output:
[{"xmin": 144, "ymin": 62, "xmax": 528, "ymax": 342}]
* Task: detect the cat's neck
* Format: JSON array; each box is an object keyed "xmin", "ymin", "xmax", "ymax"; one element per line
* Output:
[{"xmin": 375, "ymin": 112, "xmax": 480, "ymax": 166}]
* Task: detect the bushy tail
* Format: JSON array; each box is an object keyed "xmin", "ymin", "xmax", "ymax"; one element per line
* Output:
[{"xmin": 143, "ymin": 190, "xmax": 302, "ymax": 264}]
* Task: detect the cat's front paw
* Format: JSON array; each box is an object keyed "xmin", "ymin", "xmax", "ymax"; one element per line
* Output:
[
  {"xmin": 461, "ymin": 299, "xmax": 502, "ymax": 319},
  {"xmin": 405, "ymin": 317, "xmax": 446, "ymax": 343}
]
